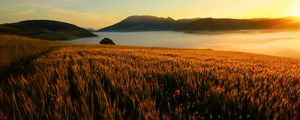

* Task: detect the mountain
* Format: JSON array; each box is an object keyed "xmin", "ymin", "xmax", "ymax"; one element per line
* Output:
[
  {"xmin": 98, "ymin": 15, "xmax": 194, "ymax": 32},
  {"xmin": 85, "ymin": 28, "xmax": 96, "ymax": 32},
  {"xmin": 176, "ymin": 18, "xmax": 202, "ymax": 24},
  {"xmin": 98, "ymin": 15, "xmax": 300, "ymax": 32},
  {"xmin": 178, "ymin": 17, "xmax": 300, "ymax": 31},
  {"xmin": 0, "ymin": 20, "xmax": 97, "ymax": 40}
]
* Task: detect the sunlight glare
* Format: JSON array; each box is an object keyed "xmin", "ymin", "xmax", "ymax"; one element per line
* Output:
[{"xmin": 288, "ymin": 5, "xmax": 300, "ymax": 17}]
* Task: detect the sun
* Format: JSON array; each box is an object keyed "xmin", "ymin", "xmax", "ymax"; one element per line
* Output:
[
  {"xmin": 291, "ymin": 10, "xmax": 300, "ymax": 17},
  {"xmin": 287, "ymin": 5, "xmax": 300, "ymax": 17}
]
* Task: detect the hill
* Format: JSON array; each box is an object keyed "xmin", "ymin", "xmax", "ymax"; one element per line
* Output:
[
  {"xmin": 98, "ymin": 16, "xmax": 300, "ymax": 32},
  {"xmin": 0, "ymin": 20, "xmax": 97, "ymax": 40},
  {"xmin": 178, "ymin": 17, "xmax": 300, "ymax": 31},
  {"xmin": 1, "ymin": 35, "xmax": 300, "ymax": 119},
  {"xmin": 98, "ymin": 15, "xmax": 193, "ymax": 31}
]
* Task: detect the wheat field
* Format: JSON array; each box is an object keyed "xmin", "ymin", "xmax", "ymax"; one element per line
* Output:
[{"xmin": 1, "ymin": 36, "xmax": 300, "ymax": 119}]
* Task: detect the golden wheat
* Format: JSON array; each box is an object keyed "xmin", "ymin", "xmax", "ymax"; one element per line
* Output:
[{"xmin": 1, "ymin": 40, "xmax": 300, "ymax": 119}]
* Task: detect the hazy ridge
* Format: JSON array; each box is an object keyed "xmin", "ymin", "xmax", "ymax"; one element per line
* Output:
[{"xmin": 98, "ymin": 15, "xmax": 300, "ymax": 32}]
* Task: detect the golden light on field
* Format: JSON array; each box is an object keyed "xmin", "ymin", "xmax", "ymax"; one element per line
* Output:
[{"xmin": 1, "ymin": 35, "xmax": 300, "ymax": 119}]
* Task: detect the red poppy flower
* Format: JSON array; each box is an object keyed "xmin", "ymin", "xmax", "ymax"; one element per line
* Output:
[
  {"xmin": 174, "ymin": 89, "xmax": 181, "ymax": 96},
  {"xmin": 147, "ymin": 80, "xmax": 154, "ymax": 88}
]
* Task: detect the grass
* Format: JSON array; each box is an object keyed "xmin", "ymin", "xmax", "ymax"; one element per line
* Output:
[
  {"xmin": 1, "ymin": 35, "xmax": 300, "ymax": 119},
  {"xmin": 0, "ymin": 35, "xmax": 64, "ymax": 69}
]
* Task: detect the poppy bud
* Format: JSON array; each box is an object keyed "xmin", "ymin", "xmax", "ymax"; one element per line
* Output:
[{"xmin": 174, "ymin": 89, "xmax": 181, "ymax": 96}]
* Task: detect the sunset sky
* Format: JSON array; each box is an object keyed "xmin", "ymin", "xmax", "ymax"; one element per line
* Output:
[{"xmin": 1, "ymin": 0, "xmax": 300, "ymax": 29}]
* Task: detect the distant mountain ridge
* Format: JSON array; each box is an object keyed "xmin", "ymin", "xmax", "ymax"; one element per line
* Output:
[
  {"xmin": 0, "ymin": 20, "xmax": 97, "ymax": 40},
  {"xmin": 179, "ymin": 17, "xmax": 300, "ymax": 31},
  {"xmin": 98, "ymin": 15, "xmax": 193, "ymax": 32},
  {"xmin": 98, "ymin": 16, "xmax": 300, "ymax": 32}
]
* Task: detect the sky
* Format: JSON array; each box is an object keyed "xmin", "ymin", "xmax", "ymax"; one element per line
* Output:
[{"xmin": 1, "ymin": 0, "xmax": 300, "ymax": 29}]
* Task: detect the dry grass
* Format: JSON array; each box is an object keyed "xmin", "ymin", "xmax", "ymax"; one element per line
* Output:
[
  {"xmin": 1, "ymin": 35, "xmax": 300, "ymax": 119},
  {"xmin": 0, "ymin": 35, "xmax": 64, "ymax": 69}
]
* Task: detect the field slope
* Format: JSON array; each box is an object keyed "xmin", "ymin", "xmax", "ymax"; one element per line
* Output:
[
  {"xmin": 0, "ymin": 36, "xmax": 300, "ymax": 119},
  {"xmin": 0, "ymin": 35, "xmax": 65, "ymax": 69}
]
